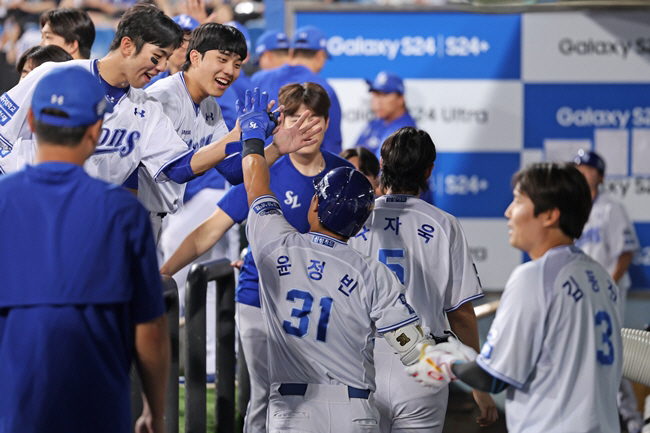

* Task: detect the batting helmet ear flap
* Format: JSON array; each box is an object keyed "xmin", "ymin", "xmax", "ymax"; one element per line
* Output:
[{"xmin": 313, "ymin": 167, "xmax": 375, "ymax": 238}]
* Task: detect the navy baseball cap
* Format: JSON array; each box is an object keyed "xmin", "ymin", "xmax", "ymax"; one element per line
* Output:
[
  {"xmin": 255, "ymin": 30, "xmax": 290, "ymax": 57},
  {"xmin": 31, "ymin": 66, "xmax": 112, "ymax": 128},
  {"xmin": 225, "ymin": 21, "xmax": 251, "ymax": 53},
  {"xmin": 292, "ymin": 25, "xmax": 328, "ymax": 53},
  {"xmin": 574, "ymin": 149, "xmax": 606, "ymax": 174},
  {"xmin": 173, "ymin": 14, "xmax": 199, "ymax": 32},
  {"xmin": 366, "ymin": 71, "xmax": 404, "ymax": 95}
]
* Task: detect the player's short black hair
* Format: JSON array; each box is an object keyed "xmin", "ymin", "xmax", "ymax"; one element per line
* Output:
[
  {"xmin": 40, "ymin": 8, "xmax": 96, "ymax": 59},
  {"xmin": 292, "ymin": 49, "xmax": 319, "ymax": 59},
  {"xmin": 512, "ymin": 162, "xmax": 592, "ymax": 239},
  {"xmin": 340, "ymin": 147, "xmax": 379, "ymax": 179},
  {"xmin": 181, "ymin": 23, "xmax": 247, "ymax": 72},
  {"xmin": 380, "ymin": 127, "xmax": 436, "ymax": 194},
  {"xmin": 279, "ymin": 82, "xmax": 330, "ymax": 121},
  {"xmin": 32, "ymin": 109, "xmax": 91, "ymax": 147},
  {"xmin": 16, "ymin": 45, "xmax": 72, "ymax": 75},
  {"xmin": 109, "ymin": 3, "xmax": 183, "ymax": 54}
]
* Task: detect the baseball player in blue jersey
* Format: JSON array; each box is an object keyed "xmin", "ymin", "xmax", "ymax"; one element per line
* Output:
[
  {"xmin": 238, "ymin": 87, "xmax": 437, "ymax": 433},
  {"xmin": 161, "ymin": 82, "xmax": 348, "ymax": 433},
  {"xmin": 254, "ymin": 30, "xmax": 290, "ymax": 70},
  {"xmin": 573, "ymin": 150, "xmax": 643, "ymax": 433},
  {"xmin": 355, "ymin": 72, "xmax": 416, "ymax": 158},
  {"xmin": 349, "ymin": 127, "xmax": 497, "ymax": 432},
  {"xmin": 0, "ymin": 66, "xmax": 169, "ymax": 433},
  {"xmin": 251, "ymin": 25, "xmax": 342, "ymax": 155},
  {"xmin": 409, "ymin": 162, "xmax": 623, "ymax": 433}
]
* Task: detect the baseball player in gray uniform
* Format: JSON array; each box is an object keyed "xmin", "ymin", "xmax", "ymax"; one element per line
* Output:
[
  {"xmin": 238, "ymin": 88, "xmax": 437, "ymax": 432},
  {"xmin": 348, "ymin": 127, "xmax": 497, "ymax": 432},
  {"xmin": 408, "ymin": 162, "xmax": 623, "ymax": 433},
  {"xmin": 573, "ymin": 150, "xmax": 643, "ymax": 433}
]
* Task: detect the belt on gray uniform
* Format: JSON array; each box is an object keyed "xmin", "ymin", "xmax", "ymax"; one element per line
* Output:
[
  {"xmin": 156, "ymin": 212, "xmax": 167, "ymax": 218},
  {"xmin": 278, "ymin": 383, "xmax": 370, "ymax": 399}
]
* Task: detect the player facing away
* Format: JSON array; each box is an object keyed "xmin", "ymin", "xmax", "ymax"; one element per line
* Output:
[
  {"xmin": 0, "ymin": 4, "xmax": 249, "ymax": 223},
  {"xmin": 573, "ymin": 150, "xmax": 643, "ymax": 433},
  {"xmin": 0, "ymin": 66, "xmax": 169, "ymax": 433},
  {"xmin": 348, "ymin": 127, "xmax": 497, "ymax": 432},
  {"xmin": 409, "ymin": 162, "xmax": 623, "ymax": 433},
  {"xmin": 239, "ymin": 87, "xmax": 437, "ymax": 432},
  {"xmin": 161, "ymin": 82, "xmax": 352, "ymax": 433}
]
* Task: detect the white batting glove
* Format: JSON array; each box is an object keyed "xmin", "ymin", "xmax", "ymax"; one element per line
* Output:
[{"xmin": 405, "ymin": 337, "xmax": 478, "ymax": 388}]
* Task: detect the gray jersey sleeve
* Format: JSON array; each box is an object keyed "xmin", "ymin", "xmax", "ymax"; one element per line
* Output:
[
  {"xmin": 444, "ymin": 215, "xmax": 484, "ymax": 312},
  {"xmin": 476, "ymin": 262, "xmax": 546, "ymax": 389},
  {"xmin": 605, "ymin": 200, "xmax": 639, "ymax": 257},
  {"xmin": 246, "ymin": 194, "xmax": 295, "ymax": 258}
]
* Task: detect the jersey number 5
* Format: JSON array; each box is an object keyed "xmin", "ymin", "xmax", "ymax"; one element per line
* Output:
[
  {"xmin": 283, "ymin": 289, "xmax": 333, "ymax": 342},
  {"xmin": 379, "ymin": 248, "xmax": 405, "ymax": 284},
  {"xmin": 595, "ymin": 310, "xmax": 615, "ymax": 365}
]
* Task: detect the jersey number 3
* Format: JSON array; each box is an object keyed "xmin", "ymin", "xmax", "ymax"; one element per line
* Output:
[
  {"xmin": 595, "ymin": 310, "xmax": 615, "ymax": 365},
  {"xmin": 283, "ymin": 289, "xmax": 333, "ymax": 342}
]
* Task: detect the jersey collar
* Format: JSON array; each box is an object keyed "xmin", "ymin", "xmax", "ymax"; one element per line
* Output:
[
  {"xmin": 308, "ymin": 232, "xmax": 347, "ymax": 245},
  {"xmin": 180, "ymin": 72, "xmax": 201, "ymax": 116},
  {"xmin": 92, "ymin": 59, "xmax": 128, "ymax": 107}
]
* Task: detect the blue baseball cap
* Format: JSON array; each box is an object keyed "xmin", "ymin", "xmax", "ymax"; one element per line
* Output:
[
  {"xmin": 255, "ymin": 30, "xmax": 290, "ymax": 57},
  {"xmin": 292, "ymin": 25, "xmax": 328, "ymax": 53},
  {"xmin": 366, "ymin": 71, "xmax": 404, "ymax": 95},
  {"xmin": 225, "ymin": 21, "xmax": 251, "ymax": 53},
  {"xmin": 173, "ymin": 14, "xmax": 200, "ymax": 32},
  {"xmin": 31, "ymin": 66, "xmax": 112, "ymax": 128},
  {"xmin": 574, "ymin": 149, "xmax": 606, "ymax": 174}
]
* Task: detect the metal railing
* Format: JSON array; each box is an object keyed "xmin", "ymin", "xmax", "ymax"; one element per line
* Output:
[{"xmin": 184, "ymin": 258, "xmax": 237, "ymax": 433}]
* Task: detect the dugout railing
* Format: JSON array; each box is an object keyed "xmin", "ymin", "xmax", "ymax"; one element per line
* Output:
[{"xmin": 184, "ymin": 258, "xmax": 237, "ymax": 433}]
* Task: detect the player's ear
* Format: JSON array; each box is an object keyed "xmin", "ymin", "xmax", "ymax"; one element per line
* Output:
[
  {"xmin": 85, "ymin": 119, "xmax": 104, "ymax": 154},
  {"xmin": 27, "ymin": 108, "xmax": 35, "ymax": 133},
  {"xmin": 542, "ymin": 207, "xmax": 561, "ymax": 229},
  {"xmin": 68, "ymin": 39, "xmax": 79, "ymax": 58},
  {"xmin": 189, "ymin": 49, "xmax": 201, "ymax": 68},
  {"xmin": 120, "ymin": 36, "xmax": 134, "ymax": 57},
  {"xmin": 425, "ymin": 164, "xmax": 434, "ymax": 179}
]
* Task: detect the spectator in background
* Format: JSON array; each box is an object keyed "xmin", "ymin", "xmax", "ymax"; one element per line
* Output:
[
  {"xmin": 253, "ymin": 29, "xmax": 289, "ymax": 71},
  {"xmin": 573, "ymin": 150, "xmax": 643, "ymax": 433},
  {"xmin": 39, "ymin": 8, "xmax": 95, "ymax": 60},
  {"xmin": 340, "ymin": 146, "xmax": 381, "ymax": 197},
  {"xmin": 16, "ymin": 44, "xmax": 72, "ymax": 80},
  {"xmin": 356, "ymin": 71, "xmax": 416, "ymax": 159},
  {"xmin": 146, "ymin": 13, "xmax": 199, "ymax": 88},
  {"xmin": 251, "ymin": 25, "xmax": 342, "ymax": 155},
  {"xmin": 0, "ymin": 66, "xmax": 169, "ymax": 433}
]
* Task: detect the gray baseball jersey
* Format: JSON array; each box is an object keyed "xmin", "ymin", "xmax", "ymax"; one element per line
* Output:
[
  {"xmin": 0, "ymin": 60, "xmax": 191, "ymax": 213},
  {"xmin": 477, "ymin": 245, "xmax": 622, "ymax": 433},
  {"xmin": 246, "ymin": 194, "xmax": 419, "ymax": 391},
  {"xmin": 575, "ymin": 193, "xmax": 639, "ymax": 293},
  {"xmin": 348, "ymin": 194, "xmax": 483, "ymax": 431},
  {"xmin": 142, "ymin": 72, "xmax": 230, "ymax": 213},
  {"xmin": 348, "ymin": 194, "xmax": 483, "ymax": 335}
]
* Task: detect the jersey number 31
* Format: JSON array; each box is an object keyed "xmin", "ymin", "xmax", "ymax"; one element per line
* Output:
[{"xmin": 283, "ymin": 289, "xmax": 333, "ymax": 342}]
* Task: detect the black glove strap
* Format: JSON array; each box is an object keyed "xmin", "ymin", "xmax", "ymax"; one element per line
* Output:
[{"xmin": 242, "ymin": 139, "xmax": 265, "ymax": 158}]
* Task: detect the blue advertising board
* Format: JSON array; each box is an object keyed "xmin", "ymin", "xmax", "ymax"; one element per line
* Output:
[{"xmin": 295, "ymin": 12, "xmax": 521, "ymax": 79}]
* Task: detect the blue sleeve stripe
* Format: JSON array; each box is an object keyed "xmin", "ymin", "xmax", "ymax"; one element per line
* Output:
[
  {"xmin": 377, "ymin": 315, "xmax": 419, "ymax": 334},
  {"xmin": 0, "ymin": 132, "xmax": 14, "ymax": 150},
  {"xmin": 153, "ymin": 148, "xmax": 194, "ymax": 182},
  {"xmin": 476, "ymin": 356, "xmax": 524, "ymax": 390},
  {"xmin": 444, "ymin": 293, "xmax": 485, "ymax": 313},
  {"xmin": 251, "ymin": 194, "xmax": 279, "ymax": 207}
]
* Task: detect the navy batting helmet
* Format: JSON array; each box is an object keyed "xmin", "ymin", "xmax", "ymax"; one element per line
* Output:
[
  {"xmin": 574, "ymin": 149, "xmax": 605, "ymax": 175},
  {"xmin": 313, "ymin": 167, "xmax": 375, "ymax": 238}
]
